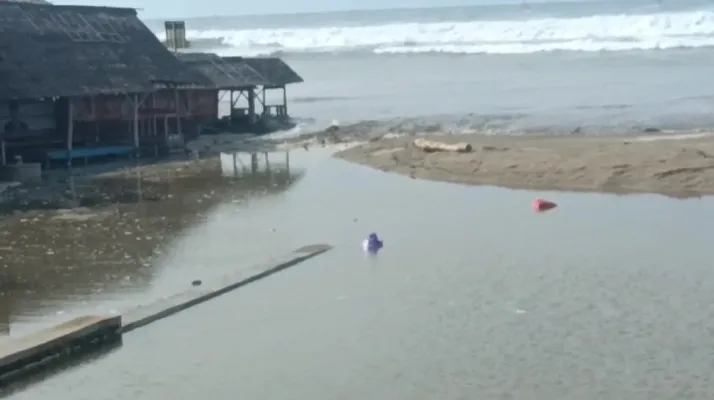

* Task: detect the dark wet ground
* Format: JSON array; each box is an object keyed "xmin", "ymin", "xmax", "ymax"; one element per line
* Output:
[{"xmin": 0, "ymin": 152, "xmax": 300, "ymax": 337}]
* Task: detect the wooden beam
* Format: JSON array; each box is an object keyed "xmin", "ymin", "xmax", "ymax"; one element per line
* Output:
[
  {"xmin": 174, "ymin": 89, "xmax": 182, "ymax": 136},
  {"xmin": 248, "ymin": 89, "xmax": 256, "ymax": 123},
  {"xmin": 229, "ymin": 90, "xmax": 234, "ymax": 119},
  {"xmin": 413, "ymin": 138, "xmax": 472, "ymax": 153},
  {"xmin": 66, "ymin": 99, "xmax": 74, "ymax": 168}
]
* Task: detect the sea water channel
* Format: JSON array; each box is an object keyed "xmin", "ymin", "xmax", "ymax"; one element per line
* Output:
[{"xmin": 5, "ymin": 147, "xmax": 714, "ymax": 399}]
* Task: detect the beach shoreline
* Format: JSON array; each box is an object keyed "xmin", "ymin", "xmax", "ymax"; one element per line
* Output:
[{"xmin": 334, "ymin": 133, "xmax": 714, "ymax": 198}]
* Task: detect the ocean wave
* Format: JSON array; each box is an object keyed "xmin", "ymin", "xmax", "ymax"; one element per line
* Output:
[
  {"xmin": 291, "ymin": 95, "xmax": 354, "ymax": 104},
  {"xmin": 156, "ymin": 9, "xmax": 714, "ymax": 55}
]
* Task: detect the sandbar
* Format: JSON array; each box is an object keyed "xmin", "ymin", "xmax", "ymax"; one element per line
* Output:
[{"xmin": 334, "ymin": 134, "xmax": 714, "ymax": 197}]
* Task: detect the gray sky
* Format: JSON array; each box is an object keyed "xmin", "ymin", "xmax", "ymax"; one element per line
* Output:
[{"xmin": 48, "ymin": 0, "xmax": 571, "ymax": 20}]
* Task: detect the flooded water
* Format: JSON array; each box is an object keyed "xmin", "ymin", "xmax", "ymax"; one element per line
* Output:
[
  {"xmin": 0, "ymin": 155, "xmax": 301, "ymax": 337},
  {"xmin": 7, "ymin": 148, "xmax": 714, "ymax": 399}
]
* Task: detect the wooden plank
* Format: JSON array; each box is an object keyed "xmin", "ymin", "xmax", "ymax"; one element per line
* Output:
[
  {"xmin": 121, "ymin": 243, "xmax": 332, "ymax": 333},
  {"xmin": 0, "ymin": 315, "xmax": 121, "ymax": 370}
]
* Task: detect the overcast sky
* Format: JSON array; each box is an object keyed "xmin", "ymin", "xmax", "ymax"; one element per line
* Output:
[{"xmin": 48, "ymin": 0, "xmax": 585, "ymax": 20}]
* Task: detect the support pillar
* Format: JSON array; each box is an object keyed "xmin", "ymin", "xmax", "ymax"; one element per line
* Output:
[
  {"xmin": 261, "ymin": 88, "xmax": 266, "ymax": 115},
  {"xmin": 132, "ymin": 93, "xmax": 140, "ymax": 157},
  {"xmin": 229, "ymin": 90, "xmax": 234, "ymax": 119},
  {"xmin": 66, "ymin": 99, "xmax": 74, "ymax": 168},
  {"xmin": 174, "ymin": 88, "xmax": 182, "ymax": 136},
  {"xmin": 127, "ymin": 92, "xmax": 151, "ymax": 159},
  {"xmin": 282, "ymin": 86, "xmax": 288, "ymax": 117},
  {"xmin": 248, "ymin": 89, "xmax": 256, "ymax": 123}
]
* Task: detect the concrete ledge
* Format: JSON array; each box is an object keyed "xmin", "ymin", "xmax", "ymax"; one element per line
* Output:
[
  {"xmin": 0, "ymin": 244, "xmax": 331, "ymax": 386},
  {"xmin": 0, "ymin": 315, "xmax": 121, "ymax": 384},
  {"xmin": 120, "ymin": 243, "xmax": 332, "ymax": 333}
]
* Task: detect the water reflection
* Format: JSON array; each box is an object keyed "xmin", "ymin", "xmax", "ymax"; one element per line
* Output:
[
  {"xmin": 220, "ymin": 151, "xmax": 291, "ymax": 178},
  {"xmin": 0, "ymin": 294, "xmax": 13, "ymax": 336},
  {"xmin": 0, "ymin": 152, "xmax": 301, "ymax": 336}
]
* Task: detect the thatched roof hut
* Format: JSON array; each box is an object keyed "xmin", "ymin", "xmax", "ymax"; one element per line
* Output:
[
  {"xmin": 175, "ymin": 53, "xmax": 271, "ymax": 89},
  {"xmin": 0, "ymin": 2, "xmax": 212, "ymax": 102},
  {"xmin": 223, "ymin": 57, "xmax": 304, "ymax": 88}
]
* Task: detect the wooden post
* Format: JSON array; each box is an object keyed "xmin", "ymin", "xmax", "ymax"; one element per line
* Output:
[
  {"xmin": 150, "ymin": 93, "xmax": 157, "ymax": 139},
  {"xmin": 248, "ymin": 89, "xmax": 256, "ymax": 123},
  {"xmin": 1, "ymin": 139, "xmax": 6, "ymax": 166},
  {"xmin": 282, "ymin": 86, "xmax": 287, "ymax": 117},
  {"xmin": 285, "ymin": 151, "xmax": 289, "ymax": 175},
  {"xmin": 264, "ymin": 152, "xmax": 269, "ymax": 171},
  {"xmin": 174, "ymin": 88, "xmax": 182, "ymax": 136},
  {"xmin": 262, "ymin": 86, "xmax": 270, "ymax": 115},
  {"xmin": 133, "ymin": 93, "xmax": 140, "ymax": 157},
  {"xmin": 66, "ymin": 99, "xmax": 74, "ymax": 168},
  {"xmin": 229, "ymin": 90, "xmax": 234, "ymax": 119}
]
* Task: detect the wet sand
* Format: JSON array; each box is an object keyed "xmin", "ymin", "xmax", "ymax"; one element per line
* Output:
[{"xmin": 335, "ymin": 133, "xmax": 714, "ymax": 197}]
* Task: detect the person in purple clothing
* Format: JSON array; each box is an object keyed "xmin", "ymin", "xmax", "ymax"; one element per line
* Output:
[{"xmin": 362, "ymin": 233, "xmax": 383, "ymax": 254}]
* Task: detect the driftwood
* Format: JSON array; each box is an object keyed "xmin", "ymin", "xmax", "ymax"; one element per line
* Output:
[{"xmin": 413, "ymin": 138, "xmax": 473, "ymax": 153}]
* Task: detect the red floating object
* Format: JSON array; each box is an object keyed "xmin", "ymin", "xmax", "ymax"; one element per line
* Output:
[{"xmin": 533, "ymin": 198, "xmax": 557, "ymax": 213}]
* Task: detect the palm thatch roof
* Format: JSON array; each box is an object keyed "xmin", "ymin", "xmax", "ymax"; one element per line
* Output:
[
  {"xmin": 223, "ymin": 57, "xmax": 304, "ymax": 87},
  {"xmin": 175, "ymin": 53, "xmax": 271, "ymax": 89},
  {"xmin": 0, "ymin": 3, "xmax": 212, "ymax": 102}
]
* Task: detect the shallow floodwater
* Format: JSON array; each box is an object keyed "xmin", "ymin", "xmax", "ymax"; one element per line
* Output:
[
  {"xmin": 9, "ymin": 148, "xmax": 714, "ymax": 399},
  {"xmin": 0, "ymin": 155, "xmax": 301, "ymax": 337}
]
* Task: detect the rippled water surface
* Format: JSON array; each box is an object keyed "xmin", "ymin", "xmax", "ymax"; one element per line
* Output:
[{"xmin": 8, "ymin": 148, "xmax": 714, "ymax": 399}]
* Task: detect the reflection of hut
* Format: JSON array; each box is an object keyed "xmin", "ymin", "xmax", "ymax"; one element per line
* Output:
[
  {"xmin": 220, "ymin": 151, "xmax": 292, "ymax": 177},
  {"xmin": 0, "ymin": 2, "xmax": 212, "ymax": 168},
  {"xmin": 175, "ymin": 53, "xmax": 304, "ymax": 134},
  {"xmin": 0, "ymin": 161, "xmax": 303, "ymax": 323},
  {"xmin": 0, "ymin": 295, "xmax": 13, "ymax": 336}
]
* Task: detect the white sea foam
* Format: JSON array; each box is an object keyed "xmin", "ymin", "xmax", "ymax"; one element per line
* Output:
[{"xmin": 166, "ymin": 10, "xmax": 714, "ymax": 55}]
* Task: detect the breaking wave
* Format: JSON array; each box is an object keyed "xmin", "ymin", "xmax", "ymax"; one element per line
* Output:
[{"xmin": 169, "ymin": 9, "xmax": 714, "ymax": 55}]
